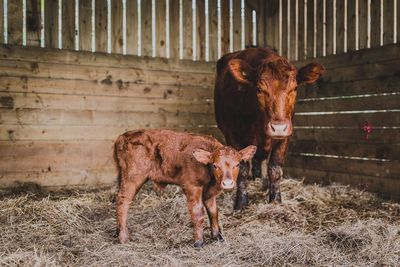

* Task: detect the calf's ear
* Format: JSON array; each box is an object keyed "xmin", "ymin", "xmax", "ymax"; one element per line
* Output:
[
  {"xmin": 239, "ymin": 145, "xmax": 257, "ymax": 161},
  {"xmin": 297, "ymin": 63, "xmax": 325, "ymax": 85},
  {"xmin": 228, "ymin": 59, "xmax": 255, "ymax": 85},
  {"xmin": 193, "ymin": 149, "xmax": 212, "ymax": 164}
]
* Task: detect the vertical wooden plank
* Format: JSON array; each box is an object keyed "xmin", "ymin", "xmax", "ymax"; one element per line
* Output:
[
  {"xmin": 326, "ymin": 0, "xmax": 334, "ymax": 55},
  {"xmin": 62, "ymin": 0, "xmax": 75, "ymax": 50},
  {"xmin": 398, "ymin": 0, "xmax": 400, "ymax": 43},
  {"xmin": 8, "ymin": 0, "xmax": 23, "ymax": 45},
  {"xmin": 141, "ymin": 0, "xmax": 152, "ymax": 56},
  {"xmin": 209, "ymin": 0, "xmax": 218, "ymax": 59},
  {"xmin": 95, "ymin": 0, "xmax": 108, "ymax": 53},
  {"xmin": 156, "ymin": 0, "xmax": 166, "ymax": 58},
  {"xmin": 169, "ymin": 0, "xmax": 179, "ymax": 59},
  {"xmin": 197, "ymin": 0, "xmax": 206, "ymax": 60},
  {"xmin": 221, "ymin": 0, "xmax": 230, "ymax": 55},
  {"xmin": 0, "ymin": 0, "xmax": 3, "ymax": 43},
  {"xmin": 336, "ymin": 0, "xmax": 344, "ymax": 54},
  {"xmin": 308, "ymin": 0, "xmax": 315, "ymax": 58},
  {"xmin": 112, "ymin": 0, "xmax": 123, "ymax": 54},
  {"xmin": 289, "ymin": 0, "xmax": 296, "ymax": 60},
  {"xmin": 182, "ymin": 0, "xmax": 193, "ymax": 59},
  {"xmin": 245, "ymin": 3, "xmax": 253, "ymax": 47},
  {"xmin": 347, "ymin": 0, "xmax": 356, "ymax": 51},
  {"xmin": 45, "ymin": 0, "xmax": 58, "ymax": 48},
  {"xmin": 257, "ymin": 0, "xmax": 266, "ymax": 47},
  {"xmin": 126, "ymin": 0, "xmax": 137, "ymax": 55},
  {"xmin": 358, "ymin": 0, "xmax": 368, "ymax": 49},
  {"xmin": 281, "ymin": 0, "xmax": 287, "ymax": 57},
  {"xmin": 232, "ymin": 0, "xmax": 241, "ymax": 51},
  {"xmin": 370, "ymin": 0, "xmax": 380, "ymax": 47},
  {"xmin": 298, "ymin": 0, "xmax": 305, "ymax": 60},
  {"xmin": 383, "ymin": 0, "xmax": 394, "ymax": 44},
  {"xmin": 316, "ymin": 0, "xmax": 324, "ymax": 57},
  {"xmin": 79, "ymin": 0, "xmax": 92, "ymax": 51},
  {"xmin": 265, "ymin": 0, "xmax": 277, "ymax": 49},
  {"xmin": 27, "ymin": 0, "xmax": 41, "ymax": 46}
]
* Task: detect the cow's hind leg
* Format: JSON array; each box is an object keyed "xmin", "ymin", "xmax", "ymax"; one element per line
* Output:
[
  {"xmin": 116, "ymin": 175, "xmax": 147, "ymax": 243},
  {"xmin": 234, "ymin": 161, "xmax": 250, "ymax": 210}
]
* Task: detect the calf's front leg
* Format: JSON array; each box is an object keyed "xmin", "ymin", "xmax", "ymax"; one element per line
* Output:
[
  {"xmin": 185, "ymin": 186, "xmax": 205, "ymax": 248},
  {"xmin": 204, "ymin": 196, "xmax": 224, "ymax": 242}
]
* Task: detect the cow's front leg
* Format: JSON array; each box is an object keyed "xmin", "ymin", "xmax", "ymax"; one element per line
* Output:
[
  {"xmin": 234, "ymin": 161, "xmax": 250, "ymax": 210},
  {"xmin": 268, "ymin": 139, "xmax": 289, "ymax": 203},
  {"xmin": 185, "ymin": 186, "xmax": 205, "ymax": 248},
  {"xmin": 204, "ymin": 196, "xmax": 224, "ymax": 242}
]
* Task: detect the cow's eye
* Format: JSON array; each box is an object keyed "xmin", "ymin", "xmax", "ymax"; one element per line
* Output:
[
  {"xmin": 256, "ymin": 87, "xmax": 262, "ymax": 93},
  {"xmin": 213, "ymin": 164, "xmax": 219, "ymax": 169}
]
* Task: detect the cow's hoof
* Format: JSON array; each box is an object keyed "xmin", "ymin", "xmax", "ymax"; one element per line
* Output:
[
  {"xmin": 234, "ymin": 194, "xmax": 249, "ymax": 211},
  {"xmin": 212, "ymin": 233, "xmax": 225, "ymax": 242},
  {"xmin": 193, "ymin": 240, "xmax": 205, "ymax": 249},
  {"xmin": 268, "ymin": 193, "xmax": 282, "ymax": 204}
]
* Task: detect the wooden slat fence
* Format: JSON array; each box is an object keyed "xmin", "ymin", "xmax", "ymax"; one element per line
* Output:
[
  {"xmin": 287, "ymin": 44, "xmax": 400, "ymax": 200},
  {"xmin": 0, "ymin": 0, "xmax": 261, "ymax": 61}
]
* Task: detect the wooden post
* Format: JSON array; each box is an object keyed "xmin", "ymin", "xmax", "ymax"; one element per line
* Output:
[
  {"xmin": 182, "ymin": 0, "xmax": 193, "ymax": 60},
  {"xmin": 232, "ymin": 0, "xmax": 241, "ymax": 51},
  {"xmin": 336, "ymin": 0, "xmax": 345, "ymax": 54},
  {"xmin": 383, "ymin": 0, "xmax": 394, "ymax": 45},
  {"xmin": 197, "ymin": 0, "xmax": 206, "ymax": 60},
  {"xmin": 169, "ymin": 0, "xmax": 179, "ymax": 59},
  {"xmin": 141, "ymin": 0, "xmax": 152, "ymax": 56},
  {"xmin": 79, "ymin": 0, "xmax": 92, "ymax": 51},
  {"xmin": 298, "ymin": 0, "xmax": 305, "ymax": 60},
  {"xmin": 358, "ymin": 0, "xmax": 368, "ymax": 49},
  {"xmin": 347, "ymin": 0, "xmax": 356, "ymax": 51},
  {"xmin": 62, "ymin": 0, "xmax": 76, "ymax": 50},
  {"xmin": 112, "ymin": 0, "xmax": 123, "ymax": 54},
  {"xmin": 156, "ymin": 0, "xmax": 167, "ymax": 58},
  {"xmin": 257, "ymin": 0, "xmax": 266, "ymax": 47},
  {"xmin": 8, "ymin": 0, "xmax": 23, "ymax": 45},
  {"xmin": 27, "ymin": 0, "xmax": 41, "ymax": 47},
  {"xmin": 221, "ymin": 0, "xmax": 230, "ymax": 55},
  {"xmin": 209, "ymin": 0, "xmax": 218, "ymax": 60},
  {"xmin": 95, "ymin": 0, "xmax": 108, "ymax": 53},
  {"xmin": 265, "ymin": 0, "xmax": 279, "ymax": 51},
  {"xmin": 0, "ymin": 0, "xmax": 3, "ymax": 43},
  {"xmin": 45, "ymin": 0, "xmax": 59, "ymax": 48},
  {"xmin": 126, "ymin": 0, "xmax": 138, "ymax": 55},
  {"xmin": 370, "ymin": 0, "xmax": 380, "ymax": 47}
]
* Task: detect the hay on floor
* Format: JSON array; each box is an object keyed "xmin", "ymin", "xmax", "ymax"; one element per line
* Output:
[{"xmin": 0, "ymin": 178, "xmax": 399, "ymax": 266}]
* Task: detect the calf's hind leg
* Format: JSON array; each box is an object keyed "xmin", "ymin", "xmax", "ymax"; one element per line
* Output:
[{"xmin": 116, "ymin": 175, "xmax": 147, "ymax": 243}]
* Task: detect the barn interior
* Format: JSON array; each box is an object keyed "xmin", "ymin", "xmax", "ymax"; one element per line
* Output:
[{"xmin": 0, "ymin": 0, "xmax": 399, "ymax": 266}]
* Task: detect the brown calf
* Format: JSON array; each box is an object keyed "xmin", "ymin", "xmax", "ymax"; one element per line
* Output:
[{"xmin": 114, "ymin": 129, "xmax": 256, "ymax": 248}]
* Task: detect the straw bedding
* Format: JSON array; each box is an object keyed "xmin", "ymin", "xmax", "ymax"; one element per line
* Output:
[{"xmin": 0, "ymin": 178, "xmax": 399, "ymax": 266}]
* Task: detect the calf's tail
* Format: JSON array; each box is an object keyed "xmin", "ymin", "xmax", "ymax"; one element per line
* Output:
[{"xmin": 114, "ymin": 135, "xmax": 126, "ymax": 188}]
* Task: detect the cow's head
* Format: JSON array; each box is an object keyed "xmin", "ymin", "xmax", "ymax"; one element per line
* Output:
[
  {"xmin": 193, "ymin": 145, "xmax": 257, "ymax": 190},
  {"xmin": 228, "ymin": 57, "xmax": 325, "ymax": 139}
]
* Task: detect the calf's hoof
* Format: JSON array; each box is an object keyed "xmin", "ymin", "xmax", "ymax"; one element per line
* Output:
[
  {"xmin": 118, "ymin": 229, "xmax": 130, "ymax": 244},
  {"xmin": 212, "ymin": 233, "xmax": 225, "ymax": 242},
  {"xmin": 234, "ymin": 194, "xmax": 249, "ymax": 211},
  {"xmin": 193, "ymin": 240, "xmax": 205, "ymax": 249}
]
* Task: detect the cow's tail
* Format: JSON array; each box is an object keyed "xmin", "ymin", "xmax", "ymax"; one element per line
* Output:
[{"xmin": 114, "ymin": 135, "xmax": 126, "ymax": 188}]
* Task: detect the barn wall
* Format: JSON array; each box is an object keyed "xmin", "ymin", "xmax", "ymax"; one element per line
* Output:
[
  {"xmin": 0, "ymin": 45, "xmax": 220, "ymax": 188},
  {"xmin": 287, "ymin": 43, "xmax": 400, "ymax": 200}
]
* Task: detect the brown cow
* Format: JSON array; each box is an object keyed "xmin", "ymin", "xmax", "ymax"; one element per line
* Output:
[
  {"xmin": 214, "ymin": 47, "xmax": 324, "ymax": 210},
  {"xmin": 114, "ymin": 129, "xmax": 256, "ymax": 248}
]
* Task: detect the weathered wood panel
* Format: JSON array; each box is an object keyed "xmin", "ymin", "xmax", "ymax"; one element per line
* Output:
[
  {"xmin": 126, "ymin": 0, "xmax": 138, "ymax": 55},
  {"xmin": 8, "ymin": 0, "xmax": 23, "ymax": 45},
  {"xmin": 0, "ymin": 45, "xmax": 217, "ymax": 188},
  {"xmin": 141, "ymin": 0, "xmax": 152, "ymax": 56},
  {"xmin": 62, "ymin": 0, "xmax": 76, "ymax": 50},
  {"xmin": 27, "ymin": 0, "xmax": 41, "ymax": 46},
  {"xmin": 95, "ymin": 0, "xmax": 108, "ymax": 53},
  {"xmin": 79, "ymin": 0, "xmax": 93, "ymax": 51}
]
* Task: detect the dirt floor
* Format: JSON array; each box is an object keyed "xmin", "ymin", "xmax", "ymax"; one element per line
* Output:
[{"xmin": 0, "ymin": 178, "xmax": 399, "ymax": 266}]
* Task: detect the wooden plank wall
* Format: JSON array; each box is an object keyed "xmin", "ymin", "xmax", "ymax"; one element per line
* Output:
[
  {"xmin": 287, "ymin": 44, "xmax": 400, "ymax": 200},
  {"xmin": 265, "ymin": 0, "xmax": 400, "ymax": 60},
  {"xmin": 0, "ymin": 0, "xmax": 261, "ymax": 61},
  {"xmin": 0, "ymin": 45, "xmax": 220, "ymax": 188}
]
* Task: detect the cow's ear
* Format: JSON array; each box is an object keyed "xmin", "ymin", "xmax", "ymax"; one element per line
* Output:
[
  {"xmin": 193, "ymin": 149, "xmax": 212, "ymax": 164},
  {"xmin": 297, "ymin": 63, "xmax": 325, "ymax": 85},
  {"xmin": 239, "ymin": 145, "xmax": 257, "ymax": 161},
  {"xmin": 228, "ymin": 59, "xmax": 255, "ymax": 85}
]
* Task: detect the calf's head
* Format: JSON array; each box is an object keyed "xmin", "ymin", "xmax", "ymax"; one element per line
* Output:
[
  {"xmin": 228, "ymin": 57, "xmax": 325, "ymax": 139},
  {"xmin": 193, "ymin": 145, "xmax": 257, "ymax": 190}
]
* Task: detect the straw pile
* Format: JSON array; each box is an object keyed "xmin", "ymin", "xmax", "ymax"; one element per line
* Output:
[{"xmin": 1, "ymin": 178, "xmax": 399, "ymax": 266}]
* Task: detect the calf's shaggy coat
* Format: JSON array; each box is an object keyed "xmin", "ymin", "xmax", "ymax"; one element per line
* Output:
[{"xmin": 114, "ymin": 129, "xmax": 256, "ymax": 247}]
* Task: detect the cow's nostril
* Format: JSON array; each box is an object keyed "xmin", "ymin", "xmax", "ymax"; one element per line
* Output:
[
  {"xmin": 283, "ymin": 124, "xmax": 288, "ymax": 131},
  {"xmin": 270, "ymin": 124, "xmax": 276, "ymax": 131}
]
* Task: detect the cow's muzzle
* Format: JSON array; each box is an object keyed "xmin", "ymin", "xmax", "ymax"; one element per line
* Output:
[{"xmin": 266, "ymin": 120, "xmax": 292, "ymax": 138}]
